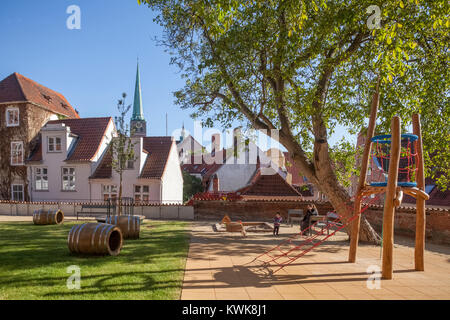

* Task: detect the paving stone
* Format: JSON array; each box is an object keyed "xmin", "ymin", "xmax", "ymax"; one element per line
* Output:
[{"xmin": 180, "ymin": 221, "xmax": 450, "ymax": 300}]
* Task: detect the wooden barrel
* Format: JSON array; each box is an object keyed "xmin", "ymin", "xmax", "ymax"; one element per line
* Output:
[
  {"xmin": 67, "ymin": 223, "xmax": 123, "ymax": 256},
  {"xmin": 105, "ymin": 215, "xmax": 140, "ymax": 239},
  {"xmin": 33, "ymin": 209, "xmax": 64, "ymax": 225}
]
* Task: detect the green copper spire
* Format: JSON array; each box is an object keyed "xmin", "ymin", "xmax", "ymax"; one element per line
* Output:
[{"xmin": 131, "ymin": 61, "xmax": 145, "ymax": 121}]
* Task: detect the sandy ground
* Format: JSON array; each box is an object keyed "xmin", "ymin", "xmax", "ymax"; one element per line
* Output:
[{"xmin": 181, "ymin": 221, "xmax": 450, "ymax": 300}]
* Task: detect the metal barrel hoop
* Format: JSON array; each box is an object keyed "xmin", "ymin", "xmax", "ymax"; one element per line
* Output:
[
  {"xmin": 74, "ymin": 223, "xmax": 88, "ymax": 253},
  {"xmin": 91, "ymin": 223, "xmax": 103, "ymax": 247}
]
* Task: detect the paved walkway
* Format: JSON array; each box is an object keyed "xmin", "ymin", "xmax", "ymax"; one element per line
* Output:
[{"xmin": 181, "ymin": 222, "xmax": 450, "ymax": 300}]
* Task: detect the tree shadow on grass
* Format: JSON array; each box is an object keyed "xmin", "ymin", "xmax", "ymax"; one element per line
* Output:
[
  {"xmin": 0, "ymin": 221, "xmax": 190, "ymax": 299},
  {"xmin": 0, "ymin": 221, "xmax": 190, "ymax": 271},
  {"xmin": 41, "ymin": 270, "xmax": 184, "ymax": 298}
]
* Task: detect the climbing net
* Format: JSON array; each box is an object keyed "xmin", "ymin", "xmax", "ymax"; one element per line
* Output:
[{"xmin": 370, "ymin": 133, "xmax": 419, "ymax": 187}]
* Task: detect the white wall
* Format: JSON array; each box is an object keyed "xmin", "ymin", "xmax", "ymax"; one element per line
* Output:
[
  {"xmin": 211, "ymin": 164, "xmax": 255, "ymax": 192},
  {"xmin": 90, "ymin": 177, "xmax": 161, "ymax": 202},
  {"xmin": 90, "ymin": 137, "xmax": 162, "ymax": 202},
  {"xmin": 29, "ymin": 120, "xmax": 115, "ymax": 202},
  {"xmin": 161, "ymin": 140, "xmax": 183, "ymax": 203},
  {"xmin": 177, "ymin": 135, "xmax": 203, "ymax": 164},
  {"xmin": 30, "ymin": 162, "xmax": 92, "ymax": 202},
  {"xmin": 206, "ymin": 140, "xmax": 283, "ymax": 192}
]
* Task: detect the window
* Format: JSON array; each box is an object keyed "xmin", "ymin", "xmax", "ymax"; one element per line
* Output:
[
  {"xmin": 127, "ymin": 160, "xmax": 134, "ymax": 169},
  {"xmin": 134, "ymin": 185, "xmax": 150, "ymax": 203},
  {"xmin": 48, "ymin": 137, "xmax": 62, "ymax": 152},
  {"xmin": 103, "ymin": 185, "xmax": 117, "ymax": 201},
  {"xmin": 35, "ymin": 168, "xmax": 48, "ymax": 191},
  {"xmin": 11, "ymin": 184, "xmax": 24, "ymax": 201},
  {"xmin": 11, "ymin": 142, "xmax": 23, "ymax": 165},
  {"xmin": 62, "ymin": 167, "xmax": 76, "ymax": 190},
  {"xmin": 6, "ymin": 107, "xmax": 19, "ymax": 127}
]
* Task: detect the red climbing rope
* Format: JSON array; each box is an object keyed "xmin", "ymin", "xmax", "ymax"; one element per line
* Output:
[
  {"xmin": 246, "ymin": 193, "xmax": 383, "ymax": 275},
  {"xmin": 370, "ymin": 134, "xmax": 419, "ymax": 186}
]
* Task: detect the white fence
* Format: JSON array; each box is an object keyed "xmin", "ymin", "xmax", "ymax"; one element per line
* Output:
[{"xmin": 0, "ymin": 202, "xmax": 194, "ymax": 220}]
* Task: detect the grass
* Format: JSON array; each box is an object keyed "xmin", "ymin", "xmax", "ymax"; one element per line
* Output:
[{"xmin": 0, "ymin": 220, "xmax": 190, "ymax": 300}]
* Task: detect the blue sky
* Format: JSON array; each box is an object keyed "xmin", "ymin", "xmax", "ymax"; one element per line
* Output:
[{"xmin": 0, "ymin": 0, "xmax": 351, "ymax": 151}]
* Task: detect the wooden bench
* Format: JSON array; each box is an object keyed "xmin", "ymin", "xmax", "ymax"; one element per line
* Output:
[
  {"xmin": 287, "ymin": 209, "xmax": 303, "ymax": 227},
  {"xmin": 308, "ymin": 215, "xmax": 328, "ymax": 235},
  {"xmin": 77, "ymin": 203, "xmax": 116, "ymax": 220},
  {"xmin": 307, "ymin": 213, "xmax": 343, "ymax": 235}
]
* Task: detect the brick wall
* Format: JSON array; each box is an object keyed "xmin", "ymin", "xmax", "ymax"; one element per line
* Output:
[
  {"xmin": 364, "ymin": 206, "xmax": 450, "ymax": 245},
  {"xmin": 193, "ymin": 200, "xmax": 450, "ymax": 245},
  {"xmin": 193, "ymin": 200, "xmax": 334, "ymax": 221}
]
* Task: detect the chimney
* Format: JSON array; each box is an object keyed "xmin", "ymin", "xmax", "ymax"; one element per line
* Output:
[
  {"xmin": 211, "ymin": 133, "xmax": 220, "ymax": 157},
  {"xmin": 212, "ymin": 174, "xmax": 220, "ymax": 193},
  {"xmin": 233, "ymin": 127, "xmax": 241, "ymax": 152}
]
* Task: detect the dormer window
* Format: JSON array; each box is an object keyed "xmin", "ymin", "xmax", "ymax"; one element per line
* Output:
[
  {"xmin": 6, "ymin": 107, "xmax": 19, "ymax": 127},
  {"xmin": 48, "ymin": 137, "xmax": 62, "ymax": 152},
  {"xmin": 41, "ymin": 93, "xmax": 52, "ymax": 103}
]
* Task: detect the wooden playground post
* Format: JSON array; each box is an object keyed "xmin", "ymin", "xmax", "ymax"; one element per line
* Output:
[
  {"xmin": 381, "ymin": 116, "xmax": 401, "ymax": 280},
  {"xmin": 348, "ymin": 81, "xmax": 380, "ymax": 263},
  {"xmin": 413, "ymin": 114, "xmax": 426, "ymax": 271}
]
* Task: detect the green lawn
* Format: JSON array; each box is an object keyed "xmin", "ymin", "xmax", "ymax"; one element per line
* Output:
[{"xmin": 0, "ymin": 220, "xmax": 190, "ymax": 300}]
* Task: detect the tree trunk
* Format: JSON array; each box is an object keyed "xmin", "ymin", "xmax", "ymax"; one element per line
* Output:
[
  {"xmin": 118, "ymin": 172, "xmax": 123, "ymax": 216},
  {"xmin": 288, "ymin": 141, "xmax": 381, "ymax": 244},
  {"xmin": 322, "ymin": 181, "xmax": 381, "ymax": 243}
]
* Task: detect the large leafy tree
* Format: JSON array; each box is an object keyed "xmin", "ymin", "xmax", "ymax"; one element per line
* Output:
[{"xmin": 139, "ymin": 0, "xmax": 449, "ymax": 242}]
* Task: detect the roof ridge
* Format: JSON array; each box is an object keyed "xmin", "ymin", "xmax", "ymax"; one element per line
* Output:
[
  {"xmin": 16, "ymin": 73, "xmax": 66, "ymax": 100},
  {"xmin": 48, "ymin": 116, "xmax": 112, "ymax": 123},
  {"xmin": 7, "ymin": 72, "xmax": 79, "ymax": 118},
  {"xmin": 144, "ymin": 136, "xmax": 173, "ymax": 139}
]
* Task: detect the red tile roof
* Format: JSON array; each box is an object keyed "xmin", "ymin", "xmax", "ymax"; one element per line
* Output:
[
  {"xmin": 186, "ymin": 192, "xmax": 304, "ymax": 205},
  {"xmin": 237, "ymin": 168, "xmax": 302, "ymax": 197},
  {"xmin": 90, "ymin": 136, "xmax": 174, "ymax": 180},
  {"xmin": 89, "ymin": 148, "xmax": 113, "ymax": 179},
  {"xmin": 293, "ymin": 184, "xmax": 314, "ymax": 197},
  {"xmin": 181, "ymin": 149, "xmax": 226, "ymax": 179},
  {"xmin": 27, "ymin": 117, "xmax": 113, "ymax": 162},
  {"xmin": 0, "ymin": 73, "xmax": 79, "ymax": 118},
  {"xmin": 140, "ymin": 137, "xmax": 174, "ymax": 179}
]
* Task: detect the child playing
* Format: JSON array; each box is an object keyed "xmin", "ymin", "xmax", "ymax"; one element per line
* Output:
[{"xmin": 273, "ymin": 213, "xmax": 282, "ymax": 236}]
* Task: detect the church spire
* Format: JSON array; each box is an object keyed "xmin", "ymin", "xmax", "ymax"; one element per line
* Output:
[
  {"xmin": 130, "ymin": 60, "xmax": 147, "ymax": 137},
  {"xmin": 132, "ymin": 60, "xmax": 144, "ymax": 121}
]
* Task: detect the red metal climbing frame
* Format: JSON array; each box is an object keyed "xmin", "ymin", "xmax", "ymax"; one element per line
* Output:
[{"xmin": 246, "ymin": 194, "xmax": 383, "ymax": 275}]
